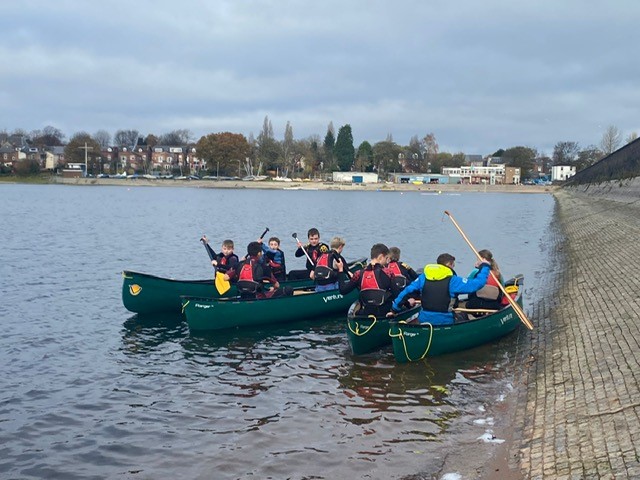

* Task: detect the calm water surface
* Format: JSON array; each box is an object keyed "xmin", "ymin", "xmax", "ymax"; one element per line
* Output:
[{"xmin": 0, "ymin": 184, "xmax": 556, "ymax": 479}]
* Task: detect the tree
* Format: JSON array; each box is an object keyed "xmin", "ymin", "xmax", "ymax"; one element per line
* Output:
[
  {"xmin": 334, "ymin": 124, "xmax": 355, "ymax": 171},
  {"xmin": 501, "ymin": 146, "xmax": 537, "ymax": 178},
  {"xmin": 600, "ymin": 125, "xmax": 622, "ymax": 156},
  {"xmin": 491, "ymin": 148, "xmax": 505, "ymax": 157},
  {"xmin": 404, "ymin": 135, "xmax": 423, "ymax": 172},
  {"xmin": 626, "ymin": 131, "xmax": 638, "ymax": 144},
  {"xmin": 145, "ymin": 134, "xmax": 159, "ymax": 148},
  {"xmin": 30, "ymin": 125, "xmax": 65, "ymax": 147},
  {"xmin": 158, "ymin": 129, "xmax": 192, "ymax": 145},
  {"xmin": 423, "ymin": 133, "xmax": 439, "ymax": 173},
  {"xmin": 372, "ymin": 140, "xmax": 402, "ymax": 177},
  {"xmin": 94, "ymin": 130, "xmax": 111, "ymax": 149},
  {"xmin": 256, "ymin": 116, "xmax": 280, "ymax": 170},
  {"xmin": 323, "ymin": 123, "xmax": 336, "ymax": 170},
  {"xmin": 282, "ymin": 121, "xmax": 294, "ymax": 175},
  {"xmin": 196, "ymin": 132, "xmax": 250, "ymax": 176},
  {"xmin": 64, "ymin": 132, "xmax": 102, "ymax": 174},
  {"xmin": 552, "ymin": 141, "xmax": 580, "ymax": 165},
  {"xmin": 114, "ymin": 129, "xmax": 139, "ymax": 148},
  {"xmin": 354, "ymin": 141, "xmax": 373, "ymax": 172},
  {"xmin": 13, "ymin": 159, "xmax": 41, "ymax": 176},
  {"xmin": 575, "ymin": 146, "xmax": 603, "ymax": 171}
]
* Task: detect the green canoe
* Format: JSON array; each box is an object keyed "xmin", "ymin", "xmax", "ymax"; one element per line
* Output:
[
  {"xmin": 122, "ymin": 257, "xmax": 366, "ymax": 314},
  {"xmin": 346, "ymin": 301, "xmax": 421, "ymax": 355},
  {"xmin": 389, "ymin": 283, "xmax": 524, "ymax": 362},
  {"xmin": 182, "ymin": 286, "xmax": 360, "ymax": 331}
]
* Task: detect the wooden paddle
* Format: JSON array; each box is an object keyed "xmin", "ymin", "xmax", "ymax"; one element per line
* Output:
[
  {"xmin": 292, "ymin": 232, "xmax": 315, "ymax": 265},
  {"xmin": 444, "ymin": 211, "xmax": 534, "ymax": 330},
  {"xmin": 200, "ymin": 236, "xmax": 231, "ymax": 294}
]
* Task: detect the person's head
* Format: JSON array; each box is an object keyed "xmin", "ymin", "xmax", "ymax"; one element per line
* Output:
[
  {"xmin": 478, "ymin": 249, "xmax": 501, "ymax": 277},
  {"xmin": 330, "ymin": 236, "xmax": 345, "ymax": 252},
  {"xmin": 389, "ymin": 246, "xmax": 401, "ymax": 262},
  {"xmin": 307, "ymin": 228, "xmax": 320, "ymax": 246},
  {"xmin": 370, "ymin": 243, "xmax": 390, "ymax": 265},
  {"xmin": 436, "ymin": 253, "xmax": 456, "ymax": 269},
  {"xmin": 247, "ymin": 241, "xmax": 262, "ymax": 257},
  {"xmin": 222, "ymin": 239, "xmax": 234, "ymax": 256},
  {"xmin": 268, "ymin": 236, "xmax": 280, "ymax": 250}
]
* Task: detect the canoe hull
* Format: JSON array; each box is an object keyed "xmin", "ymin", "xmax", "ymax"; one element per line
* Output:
[
  {"xmin": 122, "ymin": 258, "xmax": 366, "ymax": 314},
  {"xmin": 389, "ymin": 296, "xmax": 523, "ymax": 362},
  {"xmin": 346, "ymin": 302, "xmax": 421, "ymax": 355},
  {"xmin": 183, "ymin": 288, "xmax": 359, "ymax": 331}
]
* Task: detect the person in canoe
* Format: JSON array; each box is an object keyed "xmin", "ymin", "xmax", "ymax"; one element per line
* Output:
[
  {"xmin": 388, "ymin": 253, "xmax": 491, "ymax": 325},
  {"xmin": 385, "ymin": 246, "xmax": 419, "ymax": 291},
  {"xmin": 236, "ymin": 241, "xmax": 293, "ymax": 300},
  {"xmin": 311, "ymin": 236, "xmax": 348, "ymax": 292},
  {"xmin": 464, "ymin": 249, "xmax": 508, "ymax": 311},
  {"xmin": 337, "ymin": 243, "xmax": 402, "ymax": 316},
  {"xmin": 200, "ymin": 236, "xmax": 240, "ymax": 282},
  {"xmin": 289, "ymin": 227, "xmax": 330, "ymax": 280},
  {"xmin": 257, "ymin": 236, "xmax": 287, "ymax": 282}
]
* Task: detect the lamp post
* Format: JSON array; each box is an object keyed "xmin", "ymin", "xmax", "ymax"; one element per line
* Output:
[{"xmin": 78, "ymin": 142, "xmax": 93, "ymax": 177}]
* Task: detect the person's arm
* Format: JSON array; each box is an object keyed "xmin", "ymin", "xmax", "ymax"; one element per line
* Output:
[
  {"xmin": 338, "ymin": 263, "xmax": 359, "ymax": 294},
  {"xmin": 405, "ymin": 264, "xmax": 419, "ymax": 281},
  {"xmin": 391, "ymin": 274, "xmax": 424, "ymax": 312},
  {"xmin": 224, "ymin": 255, "xmax": 240, "ymax": 280},
  {"xmin": 451, "ymin": 263, "xmax": 491, "ymax": 295}
]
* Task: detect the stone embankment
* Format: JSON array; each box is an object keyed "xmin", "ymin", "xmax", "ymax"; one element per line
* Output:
[{"xmin": 508, "ymin": 179, "xmax": 640, "ymax": 479}]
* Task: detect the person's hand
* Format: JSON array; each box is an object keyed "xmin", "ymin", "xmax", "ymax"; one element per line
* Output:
[
  {"xmin": 386, "ymin": 311, "xmax": 396, "ymax": 318},
  {"xmin": 200, "ymin": 235, "xmax": 208, "ymax": 243},
  {"xmin": 408, "ymin": 298, "xmax": 416, "ymax": 307},
  {"xmin": 257, "ymin": 238, "xmax": 263, "ymax": 243},
  {"xmin": 335, "ymin": 258, "xmax": 344, "ymax": 273},
  {"xmin": 273, "ymin": 282, "xmax": 280, "ymax": 289},
  {"xmin": 309, "ymin": 270, "xmax": 315, "ymax": 280},
  {"xmin": 223, "ymin": 274, "xmax": 230, "ymax": 281},
  {"xmin": 212, "ymin": 259, "xmax": 218, "ymax": 267},
  {"xmin": 475, "ymin": 259, "xmax": 491, "ymax": 269}
]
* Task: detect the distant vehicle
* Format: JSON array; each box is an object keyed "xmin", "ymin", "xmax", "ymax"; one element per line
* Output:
[
  {"xmin": 97, "ymin": 173, "xmax": 109, "ymax": 178},
  {"xmin": 128, "ymin": 174, "xmax": 140, "ymax": 179},
  {"xmin": 113, "ymin": 173, "xmax": 127, "ymax": 179},
  {"xmin": 188, "ymin": 175, "xmax": 200, "ymax": 180},
  {"xmin": 175, "ymin": 176, "xmax": 188, "ymax": 180}
]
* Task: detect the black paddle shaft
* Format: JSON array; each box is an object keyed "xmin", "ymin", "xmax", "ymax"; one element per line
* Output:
[{"xmin": 260, "ymin": 227, "xmax": 270, "ymax": 240}]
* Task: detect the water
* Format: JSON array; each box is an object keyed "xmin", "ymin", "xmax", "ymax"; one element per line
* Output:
[{"xmin": 0, "ymin": 184, "xmax": 556, "ymax": 479}]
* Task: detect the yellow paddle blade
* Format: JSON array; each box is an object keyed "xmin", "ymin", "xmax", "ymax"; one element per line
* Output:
[{"xmin": 215, "ymin": 271, "xmax": 231, "ymax": 294}]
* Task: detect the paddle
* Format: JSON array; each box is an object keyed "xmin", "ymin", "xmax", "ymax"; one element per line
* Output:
[
  {"xmin": 200, "ymin": 236, "xmax": 231, "ymax": 294},
  {"xmin": 444, "ymin": 211, "xmax": 534, "ymax": 330},
  {"xmin": 259, "ymin": 227, "xmax": 270, "ymax": 240},
  {"xmin": 292, "ymin": 232, "xmax": 315, "ymax": 265}
]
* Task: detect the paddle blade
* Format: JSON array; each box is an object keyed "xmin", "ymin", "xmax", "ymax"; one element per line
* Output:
[{"xmin": 215, "ymin": 271, "xmax": 231, "ymax": 295}]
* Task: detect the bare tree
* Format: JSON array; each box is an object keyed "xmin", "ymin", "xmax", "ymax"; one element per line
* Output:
[
  {"xmin": 600, "ymin": 125, "xmax": 622, "ymax": 155},
  {"xmin": 94, "ymin": 130, "xmax": 111, "ymax": 149},
  {"xmin": 626, "ymin": 131, "xmax": 638, "ymax": 144},
  {"xmin": 114, "ymin": 129, "xmax": 139, "ymax": 148}
]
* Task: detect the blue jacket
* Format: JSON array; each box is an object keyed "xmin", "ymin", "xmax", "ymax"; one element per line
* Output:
[{"xmin": 391, "ymin": 263, "xmax": 490, "ymax": 325}]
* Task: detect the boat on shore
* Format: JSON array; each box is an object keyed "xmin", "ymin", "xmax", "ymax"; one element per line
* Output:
[
  {"xmin": 182, "ymin": 286, "xmax": 359, "ymax": 331},
  {"xmin": 122, "ymin": 258, "xmax": 366, "ymax": 315},
  {"xmin": 346, "ymin": 301, "xmax": 420, "ymax": 355},
  {"xmin": 388, "ymin": 278, "xmax": 524, "ymax": 362}
]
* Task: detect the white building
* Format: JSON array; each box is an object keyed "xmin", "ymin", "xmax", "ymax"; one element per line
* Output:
[
  {"xmin": 551, "ymin": 165, "xmax": 576, "ymax": 182},
  {"xmin": 332, "ymin": 172, "xmax": 379, "ymax": 183},
  {"xmin": 441, "ymin": 164, "xmax": 506, "ymax": 184}
]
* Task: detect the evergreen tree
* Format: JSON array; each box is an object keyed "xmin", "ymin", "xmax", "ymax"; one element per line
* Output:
[{"xmin": 334, "ymin": 124, "xmax": 355, "ymax": 171}]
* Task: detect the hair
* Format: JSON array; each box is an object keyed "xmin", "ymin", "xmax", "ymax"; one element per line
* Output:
[
  {"xmin": 307, "ymin": 228, "xmax": 320, "ymax": 238},
  {"xmin": 222, "ymin": 239, "xmax": 234, "ymax": 249},
  {"xmin": 370, "ymin": 243, "xmax": 389, "ymax": 259},
  {"xmin": 437, "ymin": 253, "xmax": 456, "ymax": 266},
  {"xmin": 478, "ymin": 249, "xmax": 503, "ymax": 282},
  {"xmin": 330, "ymin": 236, "xmax": 345, "ymax": 250},
  {"xmin": 268, "ymin": 236, "xmax": 280, "ymax": 246},
  {"xmin": 247, "ymin": 241, "xmax": 262, "ymax": 257},
  {"xmin": 389, "ymin": 246, "xmax": 401, "ymax": 262}
]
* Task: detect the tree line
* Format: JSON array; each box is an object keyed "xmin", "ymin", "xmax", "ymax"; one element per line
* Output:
[{"xmin": 2, "ymin": 121, "xmax": 637, "ymax": 178}]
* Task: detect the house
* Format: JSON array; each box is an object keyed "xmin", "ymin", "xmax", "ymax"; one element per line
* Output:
[
  {"xmin": 551, "ymin": 165, "xmax": 576, "ymax": 182},
  {"xmin": 332, "ymin": 171, "xmax": 379, "ymax": 183}
]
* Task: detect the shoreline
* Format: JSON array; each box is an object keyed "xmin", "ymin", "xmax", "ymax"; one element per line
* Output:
[{"xmin": 1, "ymin": 176, "xmax": 556, "ymax": 194}]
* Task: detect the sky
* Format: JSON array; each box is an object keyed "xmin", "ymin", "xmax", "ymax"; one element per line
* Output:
[{"xmin": 1, "ymin": 0, "xmax": 639, "ymax": 156}]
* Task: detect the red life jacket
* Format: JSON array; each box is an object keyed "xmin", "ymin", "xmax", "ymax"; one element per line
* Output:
[
  {"xmin": 314, "ymin": 252, "xmax": 334, "ymax": 280},
  {"xmin": 359, "ymin": 267, "xmax": 388, "ymax": 307},
  {"xmin": 386, "ymin": 261, "xmax": 408, "ymax": 289},
  {"xmin": 237, "ymin": 261, "xmax": 260, "ymax": 295}
]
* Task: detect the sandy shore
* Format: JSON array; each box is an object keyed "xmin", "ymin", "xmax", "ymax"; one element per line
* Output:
[{"xmin": 45, "ymin": 176, "xmax": 555, "ymax": 194}]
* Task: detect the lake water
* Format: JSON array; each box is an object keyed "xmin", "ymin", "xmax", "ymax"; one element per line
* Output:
[{"xmin": 0, "ymin": 184, "xmax": 556, "ymax": 479}]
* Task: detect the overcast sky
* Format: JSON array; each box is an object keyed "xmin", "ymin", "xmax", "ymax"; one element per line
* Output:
[{"xmin": 1, "ymin": 0, "xmax": 638, "ymax": 155}]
